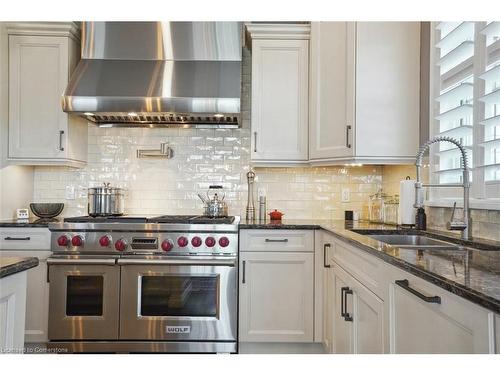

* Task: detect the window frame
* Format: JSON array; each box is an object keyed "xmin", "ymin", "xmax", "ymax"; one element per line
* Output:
[{"xmin": 427, "ymin": 21, "xmax": 500, "ymax": 210}]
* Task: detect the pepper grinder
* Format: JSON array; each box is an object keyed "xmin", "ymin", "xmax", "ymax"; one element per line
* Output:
[{"xmin": 246, "ymin": 169, "xmax": 256, "ymax": 221}]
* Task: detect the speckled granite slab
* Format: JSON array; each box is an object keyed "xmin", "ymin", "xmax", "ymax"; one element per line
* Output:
[
  {"xmin": 240, "ymin": 219, "xmax": 500, "ymax": 314},
  {"xmin": 0, "ymin": 218, "xmax": 60, "ymax": 227},
  {"xmin": 0, "ymin": 257, "xmax": 39, "ymax": 278},
  {"xmin": 239, "ymin": 220, "xmax": 321, "ymax": 230}
]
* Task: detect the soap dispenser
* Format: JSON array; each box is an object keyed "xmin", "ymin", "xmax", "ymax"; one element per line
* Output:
[{"xmin": 415, "ymin": 207, "xmax": 427, "ymax": 230}]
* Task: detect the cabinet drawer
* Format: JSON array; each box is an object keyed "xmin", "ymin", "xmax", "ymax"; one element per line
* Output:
[
  {"xmin": 0, "ymin": 228, "xmax": 51, "ymax": 250},
  {"xmin": 240, "ymin": 230, "xmax": 314, "ymax": 252},
  {"xmin": 331, "ymin": 237, "xmax": 385, "ymax": 299},
  {"xmin": 387, "ymin": 265, "xmax": 493, "ymax": 353}
]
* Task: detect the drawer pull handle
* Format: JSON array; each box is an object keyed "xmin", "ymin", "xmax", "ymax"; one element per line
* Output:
[
  {"xmin": 341, "ymin": 286, "xmax": 346, "ymax": 318},
  {"xmin": 343, "ymin": 287, "xmax": 353, "ymax": 322},
  {"xmin": 323, "ymin": 243, "xmax": 331, "ymax": 268},
  {"xmin": 395, "ymin": 279, "xmax": 441, "ymax": 304},
  {"xmin": 265, "ymin": 238, "xmax": 288, "ymax": 243},
  {"xmin": 4, "ymin": 236, "xmax": 31, "ymax": 241},
  {"xmin": 346, "ymin": 125, "xmax": 352, "ymax": 148},
  {"xmin": 58, "ymin": 130, "xmax": 65, "ymax": 151}
]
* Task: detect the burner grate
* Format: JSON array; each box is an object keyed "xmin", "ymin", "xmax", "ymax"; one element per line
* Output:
[
  {"xmin": 149, "ymin": 215, "xmax": 235, "ymax": 224},
  {"xmin": 64, "ymin": 216, "xmax": 148, "ymax": 223}
]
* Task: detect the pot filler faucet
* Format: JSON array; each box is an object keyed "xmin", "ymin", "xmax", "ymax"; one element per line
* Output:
[{"xmin": 414, "ymin": 136, "xmax": 472, "ymax": 240}]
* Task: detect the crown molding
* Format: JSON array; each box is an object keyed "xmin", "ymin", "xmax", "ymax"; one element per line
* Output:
[
  {"xmin": 5, "ymin": 22, "xmax": 80, "ymax": 41},
  {"xmin": 245, "ymin": 22, "xmax": 311, "ymax": 41}
]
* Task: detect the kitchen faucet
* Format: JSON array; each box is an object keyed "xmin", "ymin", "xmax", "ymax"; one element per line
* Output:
[{"xmin": 414, "ymin": 136, "xmax": 472, "ymax": 240}]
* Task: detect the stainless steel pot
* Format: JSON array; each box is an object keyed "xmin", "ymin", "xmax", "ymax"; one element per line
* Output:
[
  {"xmin": 197, "ymin": 185, "xmax": 228, "ymax": 217},
  {"xmin": 88, "ymin": 183, "xmax": 125, "ymax": 216}
]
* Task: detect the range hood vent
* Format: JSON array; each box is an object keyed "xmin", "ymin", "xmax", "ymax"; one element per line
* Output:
[
  {"xmin": 62, "ymin": 22, "xmax": 242, "ymax": 128},
  {"xmin": 86, "ymin": 112, "xmax": 239, "ymax": 128}
]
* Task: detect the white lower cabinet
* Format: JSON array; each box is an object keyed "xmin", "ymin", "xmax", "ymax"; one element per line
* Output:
[
  {"xmin": 2, "ymin": 250, "xmax": 51, "ymax": 343},
  {"xmin": 387, "ymin": 268, "xmax": 493, "ymax": 354},
  {"xmin": 496, "ymin": 315, "xmax": 500, "ymax": 354},
  {"xmin": 239, "ymin": 248, "xmax": 314, "ymax": 342},
  {"xmin": 321, "ymin": 231, "xmax": 496, "ymax": 354},
  {"xmin": 331, "ymin": 263, "xmax": 384, "ymax": 354},
  {"xmin": 1, "ymin": 227, "xmax": 51, "ymax": 344},
  {"xmin": 0, "ymin": 271, "xmax": 28, "ymax": 352}
]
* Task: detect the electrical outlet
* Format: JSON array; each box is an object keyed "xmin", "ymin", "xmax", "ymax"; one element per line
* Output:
[
  {"xmin": 65, "ymin": 185, "xmax": 76, "ymax": 200},
  {"xmin": 341, "ymin": 188, "xmax": 350, "ymax": 202}
]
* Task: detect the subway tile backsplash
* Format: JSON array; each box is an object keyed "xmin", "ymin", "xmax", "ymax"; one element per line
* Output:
[{"xmin": 33, "ymin": 125, "xmax": 383, "ymax": 219}]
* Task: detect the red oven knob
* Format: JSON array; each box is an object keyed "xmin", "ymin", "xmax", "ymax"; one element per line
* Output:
[
  {"xmin": 57, "ymin": 235, "xmax": 70, "ymax": 247},
  {"xmin": 71, "ymin": 235, "xmax": 84, "ymax": 247},
  {"xmin": 161, "ymin": 239, "xmax": 174, "ymax": 252},
  {"xmin": 115, "ymin": 238, "xmax": 127, "ymax": 252},
  {"xmin": 205, "ymin": 236, "xmax": 216, "ymax": 247},
  {"xmin": 177, "ymin": 236, "xmax": 189, "ymax": 247},
  {"xmin": 219, "ymin": 236, "xmax": 230, "ymax": 247},
  {"xmin": 99, "ymin": 235, "xmax": 111, "ymax": 247},
  {"xmin": 191, "ymin": 236, "xmax": 202, "ymax": 247}
]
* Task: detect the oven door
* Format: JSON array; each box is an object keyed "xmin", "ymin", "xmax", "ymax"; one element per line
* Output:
[
  {"xmin": 118, "ymin": 256, "xmax": 237, "ymax": 342},
  {"xmin": 47, "ymin": 256, "xmax": 120, "ymax": 340}
]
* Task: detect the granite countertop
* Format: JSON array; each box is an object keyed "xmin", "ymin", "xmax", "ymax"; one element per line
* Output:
[
  {"xmin": 0, "ymin": 218, "xmax": 60, "ymax": 227},
  {"xmin": 0, "ymin": 257, "xmax": 39, "ymax": 278},
  {"xmin": 241, "ymin": 219, "xmax": 500, "ymax": 314}
]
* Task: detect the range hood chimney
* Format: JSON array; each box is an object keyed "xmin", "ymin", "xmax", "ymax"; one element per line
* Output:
[{"xmin": 62, "ymin": 22, "xmax": 242, "ymax": 128}]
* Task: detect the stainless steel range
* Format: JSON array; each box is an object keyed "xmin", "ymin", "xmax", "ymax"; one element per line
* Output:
[{"xmin": 47, "ymin": 215, "xmax": 239, "ymax": 353}]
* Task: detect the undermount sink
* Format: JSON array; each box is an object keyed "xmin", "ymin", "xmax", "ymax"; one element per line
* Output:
[{"xmin": 367, "ymin": 234, "xmax": 460, "ymax": 250}]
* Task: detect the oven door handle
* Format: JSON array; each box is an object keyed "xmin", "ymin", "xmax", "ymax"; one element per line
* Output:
[
  {"xmin": 117, "ymin": 258, "xmax": 237, "ymax": 267},
  {"xmin": 47, "ymin": 258, "xmax": 117, "ymax": 265}
]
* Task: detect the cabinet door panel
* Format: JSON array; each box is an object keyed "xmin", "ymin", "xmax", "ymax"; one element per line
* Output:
[
  {"xmin": 352, "ymin": 277, "xmax": 384, "ymax": 353},
  {"xmin": 8, "ymin": 35, "xmax": 68, "ymax": 159},
  {"xmin": 355, "ymin": 22, "xmax": 420, "ymax": 158},
  {"xmin": 309, "ymin": 22, "xmax": 355, "ymax": 160},
  {"xmin": 239, "ymin": 252, "xmax": 314, "ymax": 342},
  {"xmin": 251, "ymin": 39, "xmax": 309, "ymax": 162}
]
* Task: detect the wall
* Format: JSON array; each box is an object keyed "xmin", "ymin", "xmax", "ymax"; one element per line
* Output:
[{"xmin": 0, "ymin": 23, "xmax": 34, "ymax": 220}]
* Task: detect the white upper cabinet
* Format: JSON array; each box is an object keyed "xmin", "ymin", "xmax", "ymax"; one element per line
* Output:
[
  {"xmin": 309, "ymin": 22, "xmax": 421, "ymax": 165},
  {"xmin": 309, "ymin": 22, "xmax": 356, "ymax": 160},
  {"xmin": 6, "ymin": 23, "xmax": 87, "ymax": 167},
  {"xmin": 246, "ymin": 24, "xmax": 310, "ymax": 165}
]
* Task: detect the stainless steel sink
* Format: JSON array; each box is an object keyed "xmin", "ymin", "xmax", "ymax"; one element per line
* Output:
[{"xmin": 367, "ymin": 234, "xmax": 460, "ymax": 249}]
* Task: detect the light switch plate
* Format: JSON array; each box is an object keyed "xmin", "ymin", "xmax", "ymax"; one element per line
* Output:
[
  {"xmin": 65, "ymin": 185, "xmax": 76, "ymax": 200},
  {"xmin": 341, "ymin": 188, "xmax": 350, "ymax": 202}
]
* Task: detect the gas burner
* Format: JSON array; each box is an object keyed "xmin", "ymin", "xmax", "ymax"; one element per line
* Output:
[
  {"xmin": 149, "ymin": 215, "xmax": 235, "ymax": 225},
  {"xmin": 64, "ymin": 216, "xmax": 147, "ymax": 223}
]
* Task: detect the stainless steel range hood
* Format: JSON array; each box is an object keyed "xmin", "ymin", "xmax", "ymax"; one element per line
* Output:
[{"xmin": 62, "ymin": 22, "xmax": 242, "ymax": 128}]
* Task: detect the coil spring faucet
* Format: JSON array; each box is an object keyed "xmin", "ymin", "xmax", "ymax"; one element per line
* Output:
[{"xmin": 414, "ymin": 136, "xmax": 472, "ymax": 240}]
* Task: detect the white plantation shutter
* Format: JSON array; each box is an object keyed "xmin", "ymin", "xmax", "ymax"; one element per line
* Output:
[
  {"xmin": 430, "ymin": 22, "xmax": 500, "ymax": 203},
  {"xmin": 478, "ymin": 22, "xmax": 500, "ymax": 196},
  {"xmin": 432, "ymin": 22, "xmax": 475, "ymax": 191}
]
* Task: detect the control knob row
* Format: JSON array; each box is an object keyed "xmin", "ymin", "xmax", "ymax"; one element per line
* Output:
[
  {"xmin": 57, "ymin": 234, "xmax": 230, "ymax": 251},
  {"xmin": 57, "ymin": 235, "xmax": 85, "ymax": 247},
  {"xmin": 176, "ymin": 236, "xmax": 230, "ymax": 248}
]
